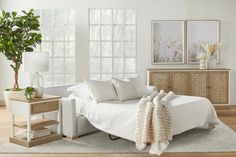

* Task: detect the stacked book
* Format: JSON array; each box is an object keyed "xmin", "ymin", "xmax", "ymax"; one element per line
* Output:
[{"xmin": 23, "ymin": 128, "xmax": 50, "ymax": 139}]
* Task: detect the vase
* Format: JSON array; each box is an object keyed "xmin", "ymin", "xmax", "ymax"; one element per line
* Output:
[
  {"xmin": 208, "ymin": 59, "xmax": 217, "ymax": 69},
  {"xmin": 3, "ymin": 90, "xmax": 25, "ymax": 111},
  {"xmin": 200, "ymin": 60, "xmax": 208, "ymax": 69}
]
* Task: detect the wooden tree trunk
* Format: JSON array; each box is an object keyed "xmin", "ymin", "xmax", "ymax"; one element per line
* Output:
[{"xmin": 14, "ymin": 70, "xmax": 19, "ymax": 89}]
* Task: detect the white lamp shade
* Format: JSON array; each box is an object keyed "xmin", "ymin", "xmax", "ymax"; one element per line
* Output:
[{"xmin": 23, "ymin": 52, "xmax": 49, "ymax": 72}]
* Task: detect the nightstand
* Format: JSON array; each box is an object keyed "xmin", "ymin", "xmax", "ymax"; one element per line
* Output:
[{"xmin": 9, "ymin": 95, "xmax": 62, "ymax": 147}]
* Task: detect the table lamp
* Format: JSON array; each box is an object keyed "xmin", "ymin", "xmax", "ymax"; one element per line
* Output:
[{"xmin": 23, "ymin": 52, "xmax": 49, "ymax": 98}]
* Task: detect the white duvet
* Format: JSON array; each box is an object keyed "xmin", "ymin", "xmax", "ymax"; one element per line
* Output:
[{"xmin": 73, "ymin": 95, "xmax": 219, "ymax": 153}]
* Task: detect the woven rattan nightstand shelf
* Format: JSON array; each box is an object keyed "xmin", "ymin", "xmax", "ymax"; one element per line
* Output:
[{"xmin": 9, "ymin": 95, "xmax": 62, "ymax": 147}]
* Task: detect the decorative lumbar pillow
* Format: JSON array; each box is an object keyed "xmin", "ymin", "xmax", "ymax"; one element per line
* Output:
[
  {"xmin": 128, "ymin": 76, "xmax": 148, "ymax": 97},
  {"xmin": 112, "ymin": 78, "xmax": 139, "ymax": 101},
  {"xmin": 85, "ymin": 80, "xmax": 118, "ymax": 103},
  {"xmin": 67, "ymin": 83, "xmax": 93, "ymax": 100}
]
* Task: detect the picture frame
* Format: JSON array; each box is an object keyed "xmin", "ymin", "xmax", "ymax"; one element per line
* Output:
[
  {"xmin": 187, "ymin": 20, "xmax": 220, "ymax": 64},
  {"xmin": 151, "ymin": 20, "xmax": 185, "ymax": 64}
]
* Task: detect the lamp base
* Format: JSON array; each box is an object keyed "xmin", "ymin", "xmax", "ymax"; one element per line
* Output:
[
  {"xmin": 32, "ymin": 72, "xmax": 44, "ymax": 98},
  {"xmin": 34, "ymin": 85, "xmax": 44, "ymax": 98}
]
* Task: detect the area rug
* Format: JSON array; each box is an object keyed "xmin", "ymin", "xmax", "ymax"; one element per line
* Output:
[{"xmin": 0, "ymin": 121, "xmax": 236, "ymax": 154}]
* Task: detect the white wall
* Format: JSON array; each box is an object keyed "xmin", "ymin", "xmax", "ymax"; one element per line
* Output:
[{"xmin": 0, "ymin": 0, "xmax": 236, "ymax": 104}]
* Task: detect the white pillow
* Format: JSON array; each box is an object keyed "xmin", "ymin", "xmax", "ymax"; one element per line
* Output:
[
  {"xmin": 67, "ymin": 83, "xmax": 92, "ymax": 100},
  {"xmin": 112, "ymin": 78, "xmax": 139, "ymax": 101},
  {"xmin": 128, "ymin": 76, "xmax": 148, "ymax": 97},
  {"xmin": 85, "ymin": 80, "xmax": 118, "ymax": 103}
]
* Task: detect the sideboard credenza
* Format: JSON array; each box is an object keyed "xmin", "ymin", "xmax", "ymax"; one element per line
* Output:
[{"xmin": 147, "ymin": 68, "xmax": 230, "ymax": 105}]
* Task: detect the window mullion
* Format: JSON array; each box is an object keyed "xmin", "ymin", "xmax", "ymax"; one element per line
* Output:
[
  {"xmin": 111, "ymin": 9, "xmax": 114, "ymax": 78},
  {"xmin": 51, "ymin": 10, "xmax": 55, "ymax": 85},
  {"xmin": 99, "ymin": 9, "xmax": 102, "ymax": 80},
  {"xmin": 123, "ymin": 9, "xmax": 126, "ymax": 78},
  {"xmin": 63, "ymin": 23, "xmax": 66, "ymax": 84}
]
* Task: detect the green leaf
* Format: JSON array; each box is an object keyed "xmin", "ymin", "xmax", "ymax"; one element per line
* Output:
[
  {"xmin": 12, "ymin": 11, "xmax": 17, "ymax": 17},
  {"xmin": 25, "ymin": 47, "xmax": 33, "ymax": 52},
  {"xmin": 29, "ymin": 9, "xmax": 34, "ymax": 13},
  {"xmin": 10, "ymin": 64, "xmax": 16, "ymax": 71},
  {"xmin": 5, "ymin": 12, "xmax": 10, "ymax": 18},
  {"xmin": 7, "ymin": 40, "xmax": 12, "ymax": 45},
  {"xmin": 22, "ymin": 10, "xmax": 27, "ymax": 15}
]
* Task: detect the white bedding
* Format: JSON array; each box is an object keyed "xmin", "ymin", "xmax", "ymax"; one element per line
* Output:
[{"xmin": 73, "ymin": 95, "xmax": 219, "ymax": 149}]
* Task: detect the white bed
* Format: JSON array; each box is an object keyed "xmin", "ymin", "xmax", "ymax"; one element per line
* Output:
[{"xmin": 73, "ymin": 95, "xmax": 219, "ymax": 142}]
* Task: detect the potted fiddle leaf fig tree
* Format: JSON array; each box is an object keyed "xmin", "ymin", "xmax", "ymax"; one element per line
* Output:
[{"xmin": 0, "ymin": 9, "xmax": 42, "ymax": 110}]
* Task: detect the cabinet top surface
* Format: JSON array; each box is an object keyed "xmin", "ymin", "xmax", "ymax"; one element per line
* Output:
[
  {"xmin": 10, "ymin": 95, "xmax": 61, "ymax": 103},
  {"xmin": 147, "ymin": 68, "xmax": 230, "ymax": 71}
]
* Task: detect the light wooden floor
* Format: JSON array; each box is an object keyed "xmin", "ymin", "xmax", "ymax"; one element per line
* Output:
[{"xmin": 0, "ymin": 105, "xmax": 236, "ymax": 157}]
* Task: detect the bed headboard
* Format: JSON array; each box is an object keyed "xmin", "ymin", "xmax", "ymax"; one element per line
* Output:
[{"xmin": 44, "ymin": 84, "xmax": 76, "ymax": 97}]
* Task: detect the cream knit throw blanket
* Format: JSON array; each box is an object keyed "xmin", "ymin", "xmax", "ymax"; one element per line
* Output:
[{"xmin": 135, "ymin": 90, "xmax": 176, "ymax": 154}]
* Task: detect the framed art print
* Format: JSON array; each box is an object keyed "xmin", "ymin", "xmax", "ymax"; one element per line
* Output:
[
  {"xmin": 187, "ymin": 20, "xmax": 220, "ymax": 63},
  {"xmin": 151, "ymin": 20, "xmax": 185, "ymax": 64}
]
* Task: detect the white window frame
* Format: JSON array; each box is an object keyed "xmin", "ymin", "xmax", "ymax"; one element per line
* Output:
[{"xmin": 89, "ymin": 8, "xmax": 137, "ymax": 80}]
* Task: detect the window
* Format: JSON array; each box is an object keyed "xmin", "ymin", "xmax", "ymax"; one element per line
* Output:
[
  {"xmin": 89, "ymin": 9, "xmax": 137, "ymax": 80},
  {"xmin": 34, "ymin": 10, "xmax": 76, "ymax": 86}
]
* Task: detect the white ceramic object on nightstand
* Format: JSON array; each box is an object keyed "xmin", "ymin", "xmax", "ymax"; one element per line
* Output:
[
  {"xmin": 34, "ymin": 85, "xmax": 44, "ymax": 98},
  {"xmin": 33, "ymin": 72, "xmax": 44, "ymax": 98}
]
